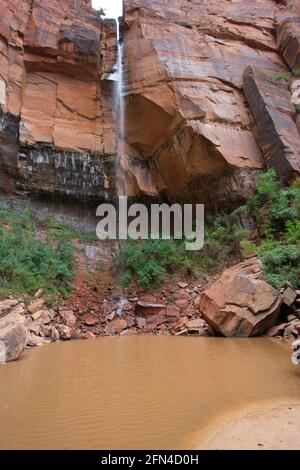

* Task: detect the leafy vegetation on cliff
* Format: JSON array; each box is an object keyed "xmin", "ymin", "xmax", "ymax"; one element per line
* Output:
[
  {"xmin": 114, "ymin": 214, "xmax": 245, "ymax": 289},
  {"xmin": 0, "ymin": 208, "xmax": 75, "ymax": 300},
  {"xmin": 114, "ymin": 170, "xmax": 300, "ymax": 290},
  {"xmin": 243, "ymin": 170, "xmax": 300, "ymax": 289}
]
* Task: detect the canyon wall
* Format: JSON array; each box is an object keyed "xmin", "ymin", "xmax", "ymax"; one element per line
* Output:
[
  {"xmin": 122, "ymin": 0, "xmax": 300, "ymax": 208},
  {"xmin": 0, "ymin": 0, "xmax": 117, "ymax": 200},
  {"xmin": 0, "ymin": 0, "xmax": 299, "ymax": 209}
]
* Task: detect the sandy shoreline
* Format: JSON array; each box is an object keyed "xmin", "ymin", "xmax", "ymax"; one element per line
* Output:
[{"xmin": 196, "ymin": 403, "xmax": 300, "ymax": 450}]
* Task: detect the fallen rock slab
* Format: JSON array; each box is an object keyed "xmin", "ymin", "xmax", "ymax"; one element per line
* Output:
[
  {"xmin": 186, "ymin": 319, "xmax": 206, "ymax": 333},
  {"xmin": 28, "ymin": 299, "xmax": 46, "ymax": 314},
  {"xmin": 60, "ymin": 309, "xmax": 77, "ymax": 328},
  {"xmin": 166, "ymin": 305, "xmax": 180, "ymax": 318},
  {"xmin": 282, "ymin": 287, "xmax": 297, "ymax": 308},
  {"xmin": 198, "ymin": 258, "xmax": 281, "ymax": 337},
  {"xmin": 267, "ymin": 323, "xmax": 288, "ymax": 337},
  {"xmin": 27, "ymin": 333, "xmax": 46, "ymax": 348},
  {"xmin": 0, "ymin": 299, "xmax": 18, "ymax": 318},
  {"xmin": 135, "ymin": 301, "xmax": 165, "ymax": 317},
  {"xmin": 0, "ymin": 312, "xmax": 27, "ymax": 362},
  {"xmin": 84, "ymin": 314, "xmax": 98, "ymax": 327},
  {"xmin": 58, "ymin": 325, "xmax": 72, "ymax": 341},
  {"xmin": 136, "ymin": 317, "xmax": 147, "ymax": 329},
  {"xmin": 243, "ymin": 65, "xmax": 300, "ymax": 181}
]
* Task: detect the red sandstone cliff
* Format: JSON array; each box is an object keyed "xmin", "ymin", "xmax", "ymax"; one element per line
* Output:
[
  {"xmin": 121, "ymin": 0, "xmax": 300, "ymax": 207},
  {"xmin": 0, "ymin": 0, "xmax": 117, "ymax": 199},
  {"xmin": 0, "ymin": 0, "xmax": 299, "ymax": 206}
]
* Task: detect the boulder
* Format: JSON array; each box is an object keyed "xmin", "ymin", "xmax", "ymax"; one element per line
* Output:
[
  {"xmin": 0, "ymin": 299, "xmax": 19, "ymax": 318},
  {"xmin": 27, "ymin": 333, "xmax": 46, "ymax": 348},
  {"xmin": 175, "ymin": 299, "xmax": 189, "ymax": 311},
  {"xmin": 0, "ymin": 312, "xmax": 27, "ymax": 363},
  {"xmin": 10, "ymin": 304, "xmax": 26, "ymax": 316},
  {"xmin": 28, "ymin": 299, "xmax": 46, "ymax": 314},
  {"xmin": 120, "ymin": 329, "xmax": 138, "ymax": 336},
  {"xmin": 105, "ymin": 319, "xmax": 128, "ymax": 335},
  {"xmin": 28, "ymin": 318, "xmax": 44, "ymax": 336},
  {"xmin": 267, "ymin": 323, "xmax": 288, "ymax": 338},
  {"xmin": 135, "ymin": 301, "xmax": 165, "ymax": 317},
  {"xmin": 31, "ymin": 310, "xmax": 45, "ymax": 321},
  {"xmin": 58, "ymin": 325, "xmax": 72, "ymax": 341},
  {"xmin": 198, "ymin": 258, "xmax": 281, "ymax": 337},
  {"xmin": 166, "ymin": 306, "xmax": 180, "ymax": 318},
  {"xmin": 82, "ymin": 331, "xmax": 96, "ymax": 340},
  {"xmin": 84, "ymin": 314, "xmax": 98, "ymax": 327},
  {"xmin": 136, "ymin": 317, "xmax": 147, "ymax": 329},
  {"xmin": 282, "ymin": 287, "xmax": 297, "ymax": 308},
  {"xmin": 186, "ymin": 319, "xmax": 207, "ymax": 334},
  {"xmin": 34, "ymin": 288, "xmax": 45, "ymax": 299},
  {"xmin": 60, "ymin": 309, "xmax": 77, "ymax": 328}
]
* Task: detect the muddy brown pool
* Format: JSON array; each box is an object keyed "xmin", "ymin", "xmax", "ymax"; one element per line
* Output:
[{"xmin": 0, "ymin": 337, "xmax": 299, "ymax": 449}]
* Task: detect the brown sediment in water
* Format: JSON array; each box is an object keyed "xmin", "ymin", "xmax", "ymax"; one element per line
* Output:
[
  {"xmin": 0, "ymin": 337, "xmax": 299, "ymax": 450},
  {"xmin": 193, "ymin": 402, "xmax": 300, "ymax": 450}
]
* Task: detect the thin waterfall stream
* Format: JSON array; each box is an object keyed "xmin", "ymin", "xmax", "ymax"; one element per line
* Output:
[{"xmin": 115, "ymin": 16, "xmax": 128, "ymax": 316}]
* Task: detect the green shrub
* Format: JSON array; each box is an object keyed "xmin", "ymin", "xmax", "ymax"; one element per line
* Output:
[
  {"xmin": 246, "ymin": 169, "xmax": 300, "ymax": 238},
  {"xmin": 240, "ymin": 240, "xmax": 257, "ymax": 258},
  {"xmin": 0, "ymin": 209, "xmax": 75, "ymax": 300},
  {"xmin": 244, "ymin": 170, "xmax": 300, "ymax": 289},
  {"xmin": 258, "ymin": 240, "xmax": 300, "ymax": 289},
  {"xmin": 113, "ymin": 239, "xmax": 186, "ymax": 288},
  {"xmin": 113, "ymin": 213, "xmax": 245, "ymax": 288}
]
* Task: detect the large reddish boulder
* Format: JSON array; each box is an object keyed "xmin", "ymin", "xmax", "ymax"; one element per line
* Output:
[
  {"xmin": 198, "ymin": 258, "xmax": 282, "ymax": 337},
  {"xmin": 0, "ymin": 311, "xmax": 27, "ymax": 362}
]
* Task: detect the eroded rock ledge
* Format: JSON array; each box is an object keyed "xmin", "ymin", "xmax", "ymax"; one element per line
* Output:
[
  {"xmin": 0, "ymin": 0, "xmax": 117, "ymax": 200},
  {"xmin": 121, "ymin": 0, "xmax": 300, "ymax": 205},
  {"xmin": 0, "ymin": 0, "xmax": 300, "ymax": 207}
]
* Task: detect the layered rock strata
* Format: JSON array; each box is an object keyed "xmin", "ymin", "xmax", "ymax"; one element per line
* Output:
[
  {"xmin": 0, "ymin": 0, "xmax": 300, "ymax": 207},
  {"xmin": 0, "ymin": 0, "xmax": 117, "ymax": 200},
  {"xmin": 277, "ymin": 12, "xmax": 300, "ymax": 73},
  {"xmin": 121, "ymin": 0, "xmax": 299, "ymax": 206},
  {"xmin": 243, "ymin": 66, "xmax": 300, "ymax": 182}
]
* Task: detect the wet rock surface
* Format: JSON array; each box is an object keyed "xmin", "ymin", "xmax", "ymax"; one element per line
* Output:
[
  {"xmin": 0, "ymin": 310, "xmax": 27, "ymax": 362},
  {"xmin": 0, "ymin": 0, "xmax": 117, "ymax": 200},
  {"xmin": 277, "ymin": 12, "xmax": 300, "ymax": 72},
  {"xmin": 119, "ymin": 0, "xmax": 299, "ymax": 206},
  {"xmin": 243, "ymin": 66, "xmax": 300, "ymax": 181},
  {"xmin": 0, "ymin": 0, "xmax": 299, "ymax": 205}
]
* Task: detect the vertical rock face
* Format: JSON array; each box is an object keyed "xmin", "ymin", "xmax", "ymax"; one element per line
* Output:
[
  {"xmin": 277, "ymin": 12, "xmax": 300, "ymax": 72},
  {"xmin": 121, "ymin": 0, "xmax": 299, "ymax": 206},
  {"xmin": 0, "ymin": 0, "xmax": 117, "ymax": 200},
  {"xmin": 243, "ymin": 66, "xmax": 300, "ymax": 182},
  {"xmin": 0, "ymin": 0, "xmax": 299, "ymax": 207}
]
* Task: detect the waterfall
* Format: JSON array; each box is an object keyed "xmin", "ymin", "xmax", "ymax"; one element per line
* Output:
[
  {"xmin": 117, "ymin": 19, "xmax": 124, "ymax": 153},
  {"xmin": 116, "ymin": 18, "xmax": 127, "ymax": 197},
  {"xmin": 116, "ymin": 17, "xmax": 128, "ymax": 314}
]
